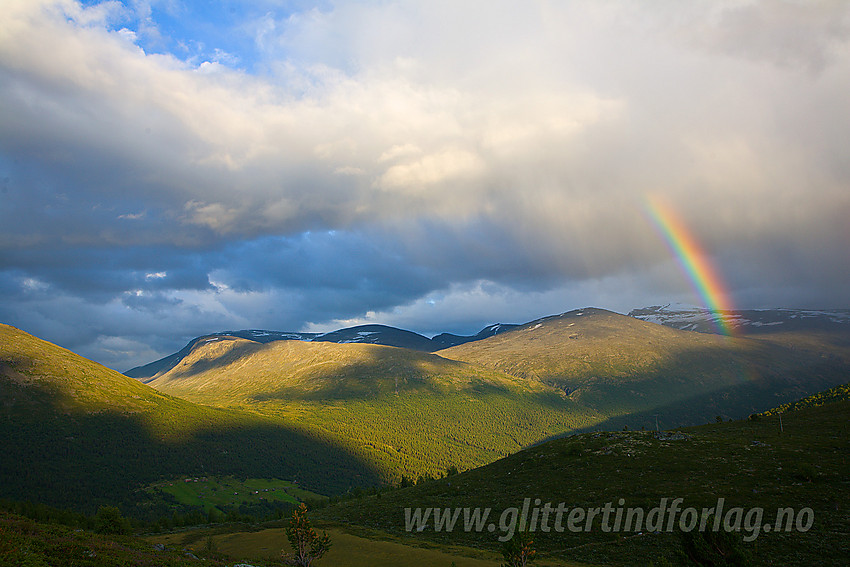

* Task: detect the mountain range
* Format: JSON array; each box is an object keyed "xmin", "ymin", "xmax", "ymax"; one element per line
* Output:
[
  {"xmin": 125, "ymin": 306, "xmax": 850, "ymax": 382},
  {"xmin": 125, "ymin": 323, "xmax": 519, "ymax": 382},
  {"xmin": 4, "ymin": 306, "xmax": 850, "ymax": 516},
  {"xmin": 129, "ymin": 307, "xmax": 849, "ymax": 483}
]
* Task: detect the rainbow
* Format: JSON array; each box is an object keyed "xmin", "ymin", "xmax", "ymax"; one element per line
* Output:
[{"xmin": 643, "ymin": 195, "xmax": 736, "ymax": 336}]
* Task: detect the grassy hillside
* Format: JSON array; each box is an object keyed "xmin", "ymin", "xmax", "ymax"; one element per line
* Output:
[
  {"xmin": 317, "ymin": 398, "xmax": 850, "ymax": 566},
  {"xmin": 438, "ymin": 308, "xmax": 850, "ymax": 422},
  {"xmin": 125, "ymin": 324, "xmax": 448, "ymax": 381},
  {"xmin": 144, "ymin": 309, "xmax": 850, "ymax": 487},
  {"xmin": 144, "ymin": 476, "xmax": 324, "ymax": 513},
  {"xmin": 148, "ymin": 337, "xmax": 536, "ymax": 403},
  {"xmin": 148, "ymin": 336, "xmax": 603, "ymax": 482},
  {"xmin": 0, "ymin": 324, "xmax": 379, "ymax": 512}
]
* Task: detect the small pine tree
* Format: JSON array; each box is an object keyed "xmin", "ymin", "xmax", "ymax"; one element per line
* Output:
[
  {"xmin": 282, "ymin": 503, "xmax": 332, "ymax": 566},
  {"xmin": 501, "ymin": 529, "xmax": 536, "ymax": 567}
]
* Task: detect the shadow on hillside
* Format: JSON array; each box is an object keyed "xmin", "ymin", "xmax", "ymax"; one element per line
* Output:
[
  {"xmin": 160, "ymin": 338, "xmax": 495, "ymax": 402},
  {"xmin": 532, "ymin": 356, "xmax": 850, "ymax": 445},
  {"xmin": 0, "ymin": 375, "xmax": 383, "ymax": 515},
  {"xmin": 243, "ymin": 349, "xmax": 498, "ymax": 401}
]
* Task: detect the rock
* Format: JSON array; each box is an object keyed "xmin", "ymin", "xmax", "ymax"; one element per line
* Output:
[{"xmin": 653, "ymin": 431, "xmax": 690, "ymax": 441}]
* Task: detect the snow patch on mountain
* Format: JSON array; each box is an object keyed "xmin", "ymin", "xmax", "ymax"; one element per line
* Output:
[{"xmin": 629, "ymin": 305, "xmax": 850, "ymax": 335}]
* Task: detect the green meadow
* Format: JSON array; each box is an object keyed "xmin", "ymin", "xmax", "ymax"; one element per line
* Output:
[{"xmin": 145, "ymin": 476, "xmax": 326, "ymax": 513}]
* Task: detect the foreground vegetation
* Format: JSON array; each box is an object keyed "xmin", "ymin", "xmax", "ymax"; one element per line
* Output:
[
  {"xmin": 147, "ymin": 524, "xmax": 517, "ymax": 567},
  {"xmin": 314, "ymin": 398, "xmax": 850, "ymax": 565},
  {"xmin": 130, "ymin": 392, "xmax": 849, "ymax": 565},
  {"xmin": 0, "ymin": 510, "xmax": 231, "ymax": 567}
]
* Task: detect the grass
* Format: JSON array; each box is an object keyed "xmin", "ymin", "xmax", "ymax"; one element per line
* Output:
[
  {"xmin": 145, "ymin": 476, "xmax": 325, "ymax": 513},
  {"xmin": 147, "ymin": 523, "xmax": 592, "ymax": 567},
  {"xmin": 154, "ymin": 392, "xmax": 847, "ymax": 565},
  {"xmin": 6, "ymin": 396, "xmax": 846, "ymax": 565}
]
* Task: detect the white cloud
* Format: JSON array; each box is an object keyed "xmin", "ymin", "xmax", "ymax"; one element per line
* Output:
[{"xmin": 376, "ymin": 149, "xmax": 485, "ymax": 191}]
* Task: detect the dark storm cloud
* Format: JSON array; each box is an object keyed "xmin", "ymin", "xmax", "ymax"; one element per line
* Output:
[{"xmin": 0, "ymin": 245, "xmax": 213, "ymax": 297}]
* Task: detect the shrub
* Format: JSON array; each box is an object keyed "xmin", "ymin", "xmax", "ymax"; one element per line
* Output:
[{"xmin": 94, "ymin": 506, "xmax": 131, "ymax": 535}]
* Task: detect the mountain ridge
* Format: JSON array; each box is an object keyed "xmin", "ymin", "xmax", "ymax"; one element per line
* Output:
[
  {"xmin": 124, "ymin": 321, "xmax": 521, "ymax": 381},
  {"xmin": 127, "ymin": 306, "xmax": 850, "ymax": 381}
]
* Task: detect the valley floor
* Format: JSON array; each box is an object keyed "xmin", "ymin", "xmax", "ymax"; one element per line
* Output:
[{"xmin": 146, "ymin": 523, "xmax": 593, "ymax": 567}]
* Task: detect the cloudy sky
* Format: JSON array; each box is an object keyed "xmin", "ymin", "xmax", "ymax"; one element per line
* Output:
[{"xmin": 2, "ymin": 0, "xmax": 849, "ymax": 371}]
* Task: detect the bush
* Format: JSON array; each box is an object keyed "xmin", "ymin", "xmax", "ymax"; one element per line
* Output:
[{"xmin": 94, "ymin": 506, "xmax": 131, "ymax": 535}]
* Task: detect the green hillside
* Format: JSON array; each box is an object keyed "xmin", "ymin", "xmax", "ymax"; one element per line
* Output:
[
  {"xmin": 438, "ymin": 308, "xmax": 850, "ymax": 424},
  {"xmin": 148, "ymin": 336, "xmax": 539, "ymax": 403},
  {"xmin": 317, "ymin": 398, "xmax": 850, "ymax": 566},
  {"xmin": 148, "ymin": 336, "xmax": 603, "ymax": 482},
  {"xmin": 0, "ymin": 324, "xmax": 379, "ymax": 512},
  {"xmin": 6, "ymin": 307, "xmax": 848, "ymax": 523},
  {"xmin": 145, "ymin": 309, "xmax": 850, "ymax": 487}
]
